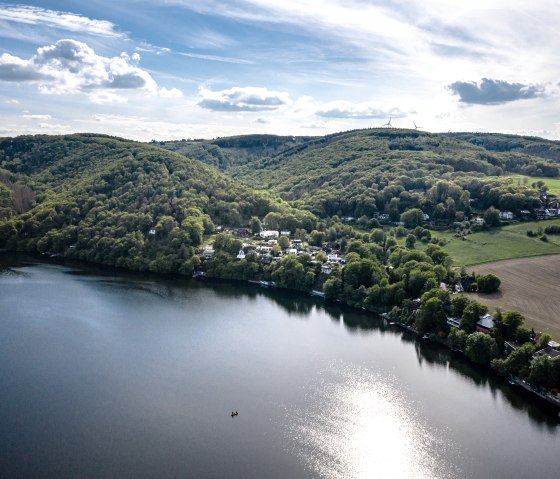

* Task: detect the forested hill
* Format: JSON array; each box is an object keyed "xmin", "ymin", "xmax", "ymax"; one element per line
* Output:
[
  {"xmin": 162, "ymin": 128, "xmax": 560, "ymax": 219},
  {"xmin": 0, "ymin": 134, "xmax": 315, "ymax": 273},
  {"xmin": 158, "ymin": 134, "xmax": 316, "ymax": 171}
]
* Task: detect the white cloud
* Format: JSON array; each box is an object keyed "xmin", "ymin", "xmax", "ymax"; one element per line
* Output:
[
  {"xmin": 89, "ymin": 91, "xmax": 128, "ymax": 104},
  {"xmin": 179, "ymin": 51, "xmax": 254, "ymax": 64},
  {"xmin": 159, "ymin": 87, "xmax": 183, "ymax": 98},
  {"xmin": 316, "ymin": 101, "xmax": 406, "ymax": 119},
  {"xmin": 0, "ymin": 39, "xmax": 158, "ymax": 95},
  {"xmin": 197, "ymin": 86, "xmax": 291, "ymax": 111},
  {"xmin": 0, "ymin": 5, "xmax": 123, "ymax": 38},
  {"xmin": 20, "ymin": 114, "xmax": 52, "ymax": 120}
]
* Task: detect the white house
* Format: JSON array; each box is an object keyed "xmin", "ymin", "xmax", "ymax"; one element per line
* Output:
[
  {"xmin": 260, "ymin": 230, "xmax": 279, "ymax": 239},
  {"xmin": 148, "ymin": 228, "xmax": 156, "ymax": 235},
  {"xmin": 285, "ymin": 248, "xmax": 298, "ymax": 255},
  {"xmin": 321, "ymin": 264, "xmax": 334, "ymax": 275},
  {"xmin": 327, "ymin": 254, "xmax": 338, "ymax": 262},
  {"xmin": 280, "ymin": 230, "xmax": 291, "ymax": 237},
  {"xmin": 473, "ymin": 217, "xmax": 484, "ymax": 225},
  {"xmin": 236, "ymin": 250, "xmax": 246, "ymax": 260},
  {"xmin": 499, "ymin": 211, "xmax": 514, "ymax": 220}
]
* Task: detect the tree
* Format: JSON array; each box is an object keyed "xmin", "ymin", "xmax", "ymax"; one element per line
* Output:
[
  {"xmin": 483, "ymin": 207, "xmax": 500, "ymax": 227},
  {"xmin": 309, "ymin": 230, "xmax": 325, "ymax": 246},
  {"xmin": 465, "ymin": 332, "xmax": 498, "ymax": 365},
  {"xmin": 536, "ymin": 333, "xmax": 552, "ymax": 350},
  {"xmin": 451, "ymin": 295, "xmax": 470, "ymax": 318},
  {"xmin": 476, "ymin": 273, "xmax": 501, "ymax": 293},
  {"xmin": 501, "ymin": 311, "xmax": 524, "ymax": 340},
  {"xmin": 448, "ymin": 328, "xmax": 468, "ymax": 351},
  {"xmin": 416, "ymin": 297, "xmax": 446, "ymax": 335},
  {"xmin": 400, "ymin": 208, "xmax": 424, "ymax": 228},
  {"xmin": 504, "ymin": 343, "xmax": 535, "ymax": 376},
  {"xmin": 370, "ymin": 228, "xmax": 386, "ymax": 245},
  {"xmin": 278, "ymin": 235, "xmax": 291, "ymax": 249},
  {"xmin": 460, "ymin": 302, "xmax": 487, "ymax": 333},
  {"xmin": 405, "ymin": 234, "xmax": 416, "ymax": 248},
  {"xmin": 250, "ymin": 216, "xmax": 261, "ymax": 235}
]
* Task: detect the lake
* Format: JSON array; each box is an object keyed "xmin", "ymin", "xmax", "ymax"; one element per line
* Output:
[{"xmin": 1, "ymin": 255, "xmax": 559, "ymax": 478}]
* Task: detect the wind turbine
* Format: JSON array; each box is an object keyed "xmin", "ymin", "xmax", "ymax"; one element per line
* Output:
[
  {"xmin": 382, "ymin": 116, "xmax": 393, "ymax": 128},
  {"xmin": 413, "ymin": 121, "xmax": 423, "ymax": 130}
]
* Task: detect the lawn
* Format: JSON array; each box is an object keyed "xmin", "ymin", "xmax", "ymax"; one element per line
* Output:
[{"xmin": 436, "ymin": 219, "xmax": 560, "ymax": 266}]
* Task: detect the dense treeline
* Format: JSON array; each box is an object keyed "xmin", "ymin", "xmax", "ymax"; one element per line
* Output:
[
  {"xmin": 0, "ymin": 134, "xmax": 315, "ymax": 273},
  {"xmin": 164, "ymin": 129, "xmax": 557, "ymax": 220}
]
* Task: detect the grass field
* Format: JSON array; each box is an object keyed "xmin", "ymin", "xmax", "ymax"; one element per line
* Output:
[
  {"xmin": 468, "ymin": 256, "xmax": 560, "ymax": 339},
  {"xmin": 437, "ymin": 219, "xmax": 560, "ymax": 266},
  {"xmin": 504, "ymin": 174, "xmax": 560, "ymax": 195}
]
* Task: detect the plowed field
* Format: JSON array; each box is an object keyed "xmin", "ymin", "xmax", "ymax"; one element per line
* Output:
[{"xmin": 469, "ymin": 255, "xmax": 560, "ymax": 339}]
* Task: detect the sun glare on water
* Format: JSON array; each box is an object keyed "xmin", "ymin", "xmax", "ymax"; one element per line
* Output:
[{"xmin": 285, "ymin": 362, "xmax": 461, "ymax": 479}]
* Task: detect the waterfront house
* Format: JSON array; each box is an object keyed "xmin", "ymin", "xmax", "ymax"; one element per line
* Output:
[
  {"xmin": 446, "ymin": 316, "xmax": 461, "ymax": 329},
  {"xmin": 533, "ymin": 346, "xmax": 560, "ymax": 360},
  {"xmin": 476, "ymin": 314, "xmax": 495, "ymax": 334}
]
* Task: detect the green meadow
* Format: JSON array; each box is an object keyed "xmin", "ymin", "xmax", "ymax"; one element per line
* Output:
[
  {"xmin": 436, "ymin": 219, "xmax": 560, "ymax": 266},
  {"xmin": 505, "ymin": 174, "xmax": 560, "ymax": 195}
]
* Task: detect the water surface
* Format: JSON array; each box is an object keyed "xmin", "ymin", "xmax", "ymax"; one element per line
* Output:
[{"xmin": 1, "ymin": 257, "xmax": 558, "ymax": 478}]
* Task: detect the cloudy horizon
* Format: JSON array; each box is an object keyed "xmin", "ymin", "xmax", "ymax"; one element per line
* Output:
[{"xmin": 1, "ymin": 1, "xmax": 559, "ymax": 141}]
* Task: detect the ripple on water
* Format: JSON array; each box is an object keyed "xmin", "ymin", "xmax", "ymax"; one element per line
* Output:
[{"xmin": 283, "ymin": 361, "xmax": 464, "ymax": 479}]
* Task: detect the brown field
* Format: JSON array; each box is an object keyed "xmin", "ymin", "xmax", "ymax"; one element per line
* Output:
[{"xmin": 467, "ymin": 255, "xmax": 560, "ymax": 340}]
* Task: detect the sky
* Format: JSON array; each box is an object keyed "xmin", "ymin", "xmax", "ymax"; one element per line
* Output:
[{"xmin": 1, "ymin": 0, "xmax": 559, "ymax": 141}]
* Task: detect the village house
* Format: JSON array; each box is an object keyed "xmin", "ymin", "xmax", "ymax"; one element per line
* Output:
[
  {"xmin": 476, "ymin": 314, "xmax": 495, "ymax": 334},
  {"xmin": 236, "ymin": 250, "xmax": 246, "ymax": 259},
  {"xmin": 292, "ymin": 239, "xmax": 304, "ymax": 249},
  {"xmin": 446, "ymin": 316, "xmax": 461, "ymax": 329},
  {"xmin": 280, "ymin": 230, "xmax": 291, "ymax": 237},
  {"xmin": 533, "ymin": 346, "xmax": 560, "ymax": 360},
  {"xmin": 285, "ymin": 248, "xmax": 298, "ymax": 255},
  {"xmin": 499, "ymin": 211, "xmax": 514, "ymax": 220},
  {"xmin": 260, "ymin": 230, "xmax": 279, "ymax": 239},
  {"xmin": 473, "ymin": 217, "xmax": 484, "ymax": 225},
  {"xmin": 321, "ymin": 264, "xmax": 334, "ymax": 275}
]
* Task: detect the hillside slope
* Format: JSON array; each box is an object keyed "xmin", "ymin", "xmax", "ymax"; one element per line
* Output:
[
  {"xmin": 0, "ymin": 134, "xmax": 314, "ymax": 273},
  {"xmin": 164, "ymin": 129, "xmax": 559, "ymax": 219}
]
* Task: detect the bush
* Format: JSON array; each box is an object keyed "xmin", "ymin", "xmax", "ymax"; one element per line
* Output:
[{"xmin": 476, "ymin": 273, "xmax": 501, "ymax": 293}]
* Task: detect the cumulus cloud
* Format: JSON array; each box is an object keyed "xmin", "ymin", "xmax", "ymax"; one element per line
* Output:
[
  {"xmin": 159, "ymin": 87, "xmax": 183, "ymax": 98},
  {"xmin": 197, "ymin": 86, "xmax": 291, "ymax": 111},
  {"xmin": 0, "ymin": 5, "xmax": 123, "ymax": 38},
  {"xmin": 447, "ymin": 78, "xmax": 544, "ymax": 105},
  {"xmin": 316, "ymin": 101, "xmax": 406, "ymax": 119},
  {"xmin": 0, "ymin": 39, "xmax": 158, "ymax": 95}
]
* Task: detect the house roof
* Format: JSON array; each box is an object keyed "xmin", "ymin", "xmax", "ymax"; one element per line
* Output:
[
  {"xmin": 477, "ymin": 314, "xmax": 494, "ymax": 330},
  {"xmin": 534, "ymin": 346, "xmax": 560, "ymax": 359}
]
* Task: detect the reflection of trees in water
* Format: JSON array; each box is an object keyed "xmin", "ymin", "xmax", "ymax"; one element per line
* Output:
[
  {"xmin": 412, "ymin": 336, "xmax": 560, "ymax": 427},
  {"xmin": 12, "ymin": 254, "xmax": 560, "ymax": 427}
]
